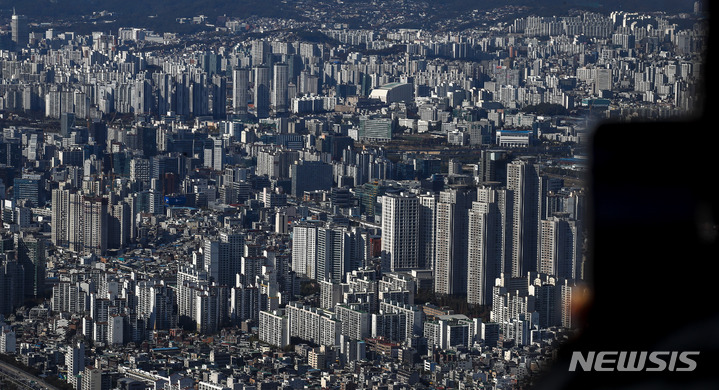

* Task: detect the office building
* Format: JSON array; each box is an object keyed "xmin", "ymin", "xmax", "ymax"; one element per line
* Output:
[
  {"xmin": 290, "ymin": 160, "xmax": 332, "ymax": 198},
  {"xmin": 358, "ymin": 117, "xmax": 394, "ymax": 142},
  {"xmin": 15, "ymin": 233, "xmax": 46, "ymax": 298},
  {"xmin": 14, "ymin": 175, "xmax": 43, "ymax": 207},
  {"xmin": 11, "ymin": 12, "xmax": 28, "ymax": 49}
]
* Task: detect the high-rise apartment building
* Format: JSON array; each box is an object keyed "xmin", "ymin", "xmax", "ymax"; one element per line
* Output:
[
  {"xmin": 0, "ymin": 325, "xmax": 16, "ymax": 354},
  {"xmin": 507, "ymin": 159, "xmax": 541, "ymax": 277},
  {"xmin": 66, "ymin": 342, "xmax": 86, "ymax": 388},
  {"xmin": 418, "ymin": 193, "xmax": 437, "ymax": 271},
  {"xmin": 82, "ymin": 366, "xmax": 104, "ymax": 390},
  {"xmin": 381, "ymin": 193, "xmax": 419, "ymax": 271},
  {"xmin": 478, "ymin": 150, "xmax": 509, "ymax": 185},
  {"xmin": 82, "ymin": 197, "xmax": 108, "ymax": 255},
  {"xmin": 379, "ymin": 301, "xmax": 423, "ymax": 341},
  {"xmin": 52, "ymin": 281, "xmax": 85, "ymax": 314},
  {"xmin": 467, "ymin": 186, "xmax": 512, "ymax": 305},
  {"xmin": 251, "ymin": 40, "xmax": 270, "ymax": 66},
  {"xmin": 316, "ymin": 226, "xmax": 349, "ymax": 283},
  {"xmin": 211, "ymin": 74, "xmax": 226, "ymax": 119},
  {"xmin": 292, "ymin": 222, "xmax": 319, "ymax": 279},
  {"xmin": 254, "ymin": 66, "xmax": 271, "ymax": 119},
  {"xmin": 285, "ymin": 302, "xmax": 341, "ymax": 347},
  {"xmin": 434, "ymin": 187, "xmax": 475, "ymax": 295},
  {"xmin": 67, "ymin": 192, "xmax": 85, "ymax": 252},
  {"xmin": 259, "ymin": 309, "xmax": 290, "ymax": 348},
  {"xmin": 108, "ymin": 202, "xmax": 131, "ymax": 250},
  {"xmin": 540, "ymin": 216, "xmax": 582, "ymax": 280},
  {"xmin": 51, "ymin": 187, "xmax": 72, "ymax": 247},
  {"xmin": 232, "ymin": 68, "xmax": 249, "ymax": 117},
  {"xmin": 272, "ymin": 63, "xmax": 289, "ymax": 114},
  {"xmin": 194, "ymin": 285, "xmax": 226, "ymax": 334},
  {"xmin": 203, "ymin": 231, "xmax": 244, "ymax": 287},
  {"xmin": 336, "ymin": 304, "xmax": 370, "ymax": 341},
  {"xmin": 136, "ymin": 280, "xmax": 176, "ymax": 330},
  {"xmin": 177, "ymin": 264, "xmax": 208, "ymax": 322}
]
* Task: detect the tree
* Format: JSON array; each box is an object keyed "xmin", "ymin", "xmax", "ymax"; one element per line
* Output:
[{"xmin": 300, "ymin": 280, "xmax": 320, "ymax": 297}]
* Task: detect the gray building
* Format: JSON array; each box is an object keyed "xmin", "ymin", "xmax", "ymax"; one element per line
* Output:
[
  {"xmin": 358, "ymin": 117, "xmax": 394, "ymax": 142},
  {"xmin": 434, "ymin": 187, "xmax": 475, "ymax": 295},
  {"xmin": 290, "ymin": 160, "xmax": 332, "ymax": 198}
]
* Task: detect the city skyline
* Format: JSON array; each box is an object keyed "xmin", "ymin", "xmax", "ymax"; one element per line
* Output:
[{"xmin": 0, "ymin": 2, "xmax": 709, "ymax": 390}]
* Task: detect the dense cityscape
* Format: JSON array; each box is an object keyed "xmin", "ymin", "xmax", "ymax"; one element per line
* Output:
[{"xmin": 0, "ymin": 1, "xmax": 707, "ymax": 389}]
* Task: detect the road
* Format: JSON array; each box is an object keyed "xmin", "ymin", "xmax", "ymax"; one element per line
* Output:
[{"xmin": 0, "ymin": 360, "xmax": 61, "ymax": 390}]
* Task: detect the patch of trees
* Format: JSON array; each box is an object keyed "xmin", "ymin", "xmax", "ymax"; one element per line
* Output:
[
  {"xmin": 299, "ymin": 280, "xmax": 320, "ymax": 297},
  {"xmin": 416, "ymin": 289, "xmax": 491, "ymax": 322},
  {"xmin": 521, "ymin": 103, "xmax": 568, "ymax": 116}
]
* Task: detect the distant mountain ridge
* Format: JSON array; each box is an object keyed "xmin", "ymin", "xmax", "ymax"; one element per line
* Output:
[
  {"xmin": 3, "ymin": 0, "xmax": 698, "ymax": 26},
  {"xmin": 438, "ymin": 0, "xmax": 696, "ymax": 13}
]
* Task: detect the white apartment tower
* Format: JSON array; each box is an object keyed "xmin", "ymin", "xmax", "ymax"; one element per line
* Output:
[
  {"xmin": 291, "ymin": 222, "xmax": 319, "ymax": 278},
  {"xmin": 66, "ymin": 341, "xmax": 85, "ymax": 388},
  {"xmin": 316, "ymin": 226, "xmax": 349, "ymax": 283},
  {"xmin": 259, "ymin": 309, "xmax": 290, "ymax": 348}
]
